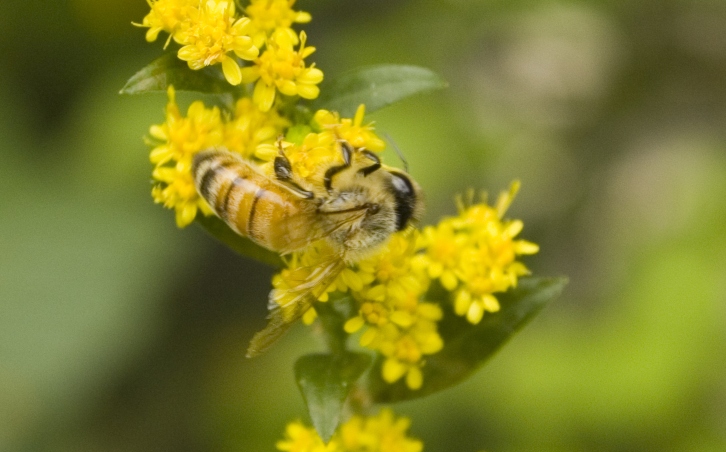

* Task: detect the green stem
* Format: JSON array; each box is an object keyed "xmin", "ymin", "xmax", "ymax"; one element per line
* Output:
[{"xmin": 314, "ymin": 296, "xmax": 351, "ymax": 356}]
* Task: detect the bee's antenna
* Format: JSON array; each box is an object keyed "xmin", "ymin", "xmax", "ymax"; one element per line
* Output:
[{"xmin": 383, "ymin": 132, "xmax": 409, "ymax": 173}]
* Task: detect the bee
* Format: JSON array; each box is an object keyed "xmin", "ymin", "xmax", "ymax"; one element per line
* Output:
[{"xmin": 192, "ymin": 140, "xmax": 423, "ymax": 356}]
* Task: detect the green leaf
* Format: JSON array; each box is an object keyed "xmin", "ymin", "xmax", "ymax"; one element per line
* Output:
[
  {"xmin": 313, "ymin": 65, "xmax": 447, "ymax": 117},
  {"xmin": 295, "ymin": 353, "xmax": 372, "ymax": 442},
  {"xmin": 365, "ymin": 277, "xmax": 568, "ymax": 403},
  {"xmin": 195, "ymin": 215, "xmax": 283, "ymax": 268},
  {"xmin": 120, "ymin": 53, "xmax": 237, "ymax": 95}
]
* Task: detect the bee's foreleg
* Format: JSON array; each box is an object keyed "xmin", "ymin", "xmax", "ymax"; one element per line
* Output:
[
  {"xmin": 323, "ymin": 141, "xmax": 354, "ymax": 193},
  {"xmin": 358, "ymin": 149, "xmax": 381, "ymax": 176},
  {"xmin": 273, "ymin": 153, "xmax": 314, "ymax": 199}
]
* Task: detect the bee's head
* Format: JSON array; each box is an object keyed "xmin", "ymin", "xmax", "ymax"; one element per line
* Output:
[
  {"xmin": 320, "ymin": 143, "xmax": 425, "ymax": 256},
  {"xmin": 384, "ymin": 170, "xmax": 424, "ymax": 231}
]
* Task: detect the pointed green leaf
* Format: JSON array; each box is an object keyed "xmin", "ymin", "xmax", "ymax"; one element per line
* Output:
[
  {"xmin": 295, "ymin": 353, "xmax": 372, "ymax": 442},
  {"xmin": 313, "ymin": 65, "xmax": 447, "ymax": 117},
  {"xmin": 195, "ymin": 215, "xmax": 283, "ymax": 268},
  {"xmin": 365, "ymin": 277, "xmax": 568, "ymax": 403},
  {"xmin": 120, "ymin": 53, "xmax": 237, "ymax": 95}
]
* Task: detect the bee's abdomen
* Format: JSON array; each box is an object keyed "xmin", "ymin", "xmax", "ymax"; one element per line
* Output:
[{"xmin": 192, "ymin": 150, "xmax": 307, "ymax": 251}]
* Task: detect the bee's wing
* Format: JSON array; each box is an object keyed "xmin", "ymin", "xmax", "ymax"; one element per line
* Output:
[
  {"xmin": 274, "ymin": 207, "xmax": 368, "ymax": 255},
  {"xmin": 277, "ymin": 207, "xmax": 366, "ymax": 254},
  {"xmin": 246, "ymin": 256, "xmax": 346, "ymax": 357}
]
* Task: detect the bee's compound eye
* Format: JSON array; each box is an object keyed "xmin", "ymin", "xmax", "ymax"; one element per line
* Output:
[
  {"xmin": 388, "ymin": 172, "xmax": 417, "ymax": 231},
  {"xmin": 368, "ymin": 203, "xmax": 380, "ymax": 214}
]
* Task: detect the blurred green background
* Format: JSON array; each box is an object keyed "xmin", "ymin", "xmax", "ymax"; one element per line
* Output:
[{"xmin": 1, "ymin": 0, "xmax": 725, "ymax": 450}]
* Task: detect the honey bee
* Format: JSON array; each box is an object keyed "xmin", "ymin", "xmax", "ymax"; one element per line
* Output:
[{"xmin": 192, "ymin": 140, "xmax": 423, "ymax": 356}]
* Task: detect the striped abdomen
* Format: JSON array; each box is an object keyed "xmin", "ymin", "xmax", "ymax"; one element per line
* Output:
[{"xmin": 193, "ymin": 151, "xmax": 317, "ymax": 253}]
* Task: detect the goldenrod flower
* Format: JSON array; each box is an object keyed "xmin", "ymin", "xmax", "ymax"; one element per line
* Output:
[
  {"xmin": 314, "ymin": 105, "xmax": 386, "ymax": 152},
  {"xmin": 260, "ymin": 108, "xmax": 385, "ymax": 198},
  {"xmin": 345, "ymin": 299, "xmax": 442, "ymax": 390},
  {"xmin": 149, "ymin": 88, "xmax": 225, "ymax": 166},
  {"xmin": 277, "ymin": 409, "xmax": 423, "ymax": 452},
  {"xmin": 175, "ymin": 0, "xmax": 259, "ymax": 85},
  {"xmin": 245, "ymin": 0, "xmax": 312, "ymax": 48},
  {"xmin": 223, "ymin": 97, "xmax": 290, "ymax": 160},
  {"xmin": 276, "ymin": 420, "xmax": 334, "ymax": 452},
  {"xmin": 152, "ymin": 162, "xmax": 215, "ymax": 227},
  {"xmin": 418, "ymin": 182, "xmax": 539, "ymax": 324},
  {"xmin": 136, "ymin": 0, "xmax": 195, "ymax": 44},
  {"xmin": 354, "ymin": 232, "xmax": 429, "ymax": 305},
  {"xmin": 338, "ymin": 409, "xmax": 423, "ymax": 452},
  {"xmin": 241, "ymin": 30, "xmax": 323, "ymax": 111},
  {"xmin": 342, "ymin": 232, "xmax": 443, "ymax": 390},
  {"xmin": 148, "ymin": 87, "xmax": 224, "ymax": 227}
]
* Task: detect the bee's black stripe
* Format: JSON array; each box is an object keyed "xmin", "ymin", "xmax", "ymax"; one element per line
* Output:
[
  {"xmin": 197, "ymin": 160, "xmax": 238, "ymax": 202},
  {"xmin": 192, "ymin": 151, "xmax": 219, "ymax": 170},
  {"xmin": 218, "ymin": 176, "xmax": 245, "ymax": 220},
  {"xmin": 198, "ymin": 167, "xmax": 218, "ymax": 202},
  {"xmin": 247, "ymin": 188, "xmax": 266, "ymax": 239},
  {"xmin": 192, "ymin": 152, "xmax": 218, "ymax": 201}
]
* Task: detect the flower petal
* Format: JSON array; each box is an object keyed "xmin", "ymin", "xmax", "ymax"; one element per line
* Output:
[{"xmin": 222, "ymin": 57, "xmax": 242, "ymax": 85}]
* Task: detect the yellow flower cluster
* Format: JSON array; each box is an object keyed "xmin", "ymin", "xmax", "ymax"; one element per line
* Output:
[
  {"xmin": 274, "ymin": 183, "xmax": 538, "ymax": 390},
  {"xmin": 344, "ymin": 232, "xmax": 443, "ymax": 390},
  {"xmin": 314, "ymin": 105, "xmax": 386, "ymax": 151},
  {"xmin": 416, "ymin": 182, "xmax": 540, "ymax": 324},
  {"xmin": 277, "ymin": 409, "xmax": 423, "ymax": 452},
  {"xmin": 273, "ymin": 232, "xmax": 443, "ymax": 391},
  {"xmin": 238, "ymin": 104, "xmax": 385, "ymax": 199},
  {"xmin": 241, "ymin": 30, "xmax": 323, "ymax": 111},
  {"xmin": 148, "ymin": 87, "xmax": 288, "ymax": 227},
  {"xmin": 137, "ymin": 0, "xmax": 322, "ymax": 105}
]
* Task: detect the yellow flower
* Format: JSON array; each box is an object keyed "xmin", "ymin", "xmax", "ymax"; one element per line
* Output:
[
  {"xmin": 277, "ymin": 410, "xmax": 423, "ymax": 452},
  {"xmin": 175, "ymin": 0, "xmax": 259, "ymax": 85},
  {"xmin": 152, "ymin": 162, "xmax": 214, "ymax": 227},
  {"xmin": 412, "ymin": 220, "xmax": 464, "ymax": 291},
  {"xmin": 276, "ymin": 420, "xmax": 335, "ymax": 452},
  {"xmin": 147, "ymin": 87, "xmax": 224, "ymax": 227},
  {"xmin": 223, "ymin": 97, "xmax": 290, "ymax": 160},
  {"xmin": 262, "ymin": 132, "xmax": 349, "ymax": 191},
  {"xmin": 280, "ymin": 132, "xmax": 339, "ymax": 181},
  {"xmin": 418, "ymin": 181, "xmax": 539, "ymax": 324},
  {"xmin": 378, "ymin": 307, "xmax": 443, "ymax": 390},
  {"xmin": 314, "ymin": 105, "xmax": 386, "ymax": 152},
  {"xmin": 341, "ymin": 231, "xmax": 442, "ymax": 390},
  {"xmin": 149, "ymin": 87, "xmax": 225, "ymax": 166},
  {"xmin": 241, "ymin": 30, "xmax": 323, "ymax": 111},
  {"xmin": 136, "ymin": 0, "xmax": 195, "ymax": 44},
  {"xmin": 338, "ymin": 409, "xmax": 423, "ymax": 452},
  {"xmin": 245, "ymin": 0, "xmax": 312, "ymax": 48},
  {"xmin": 271, "ymin": 230, "xmax": 442, "ymax": 391}
]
